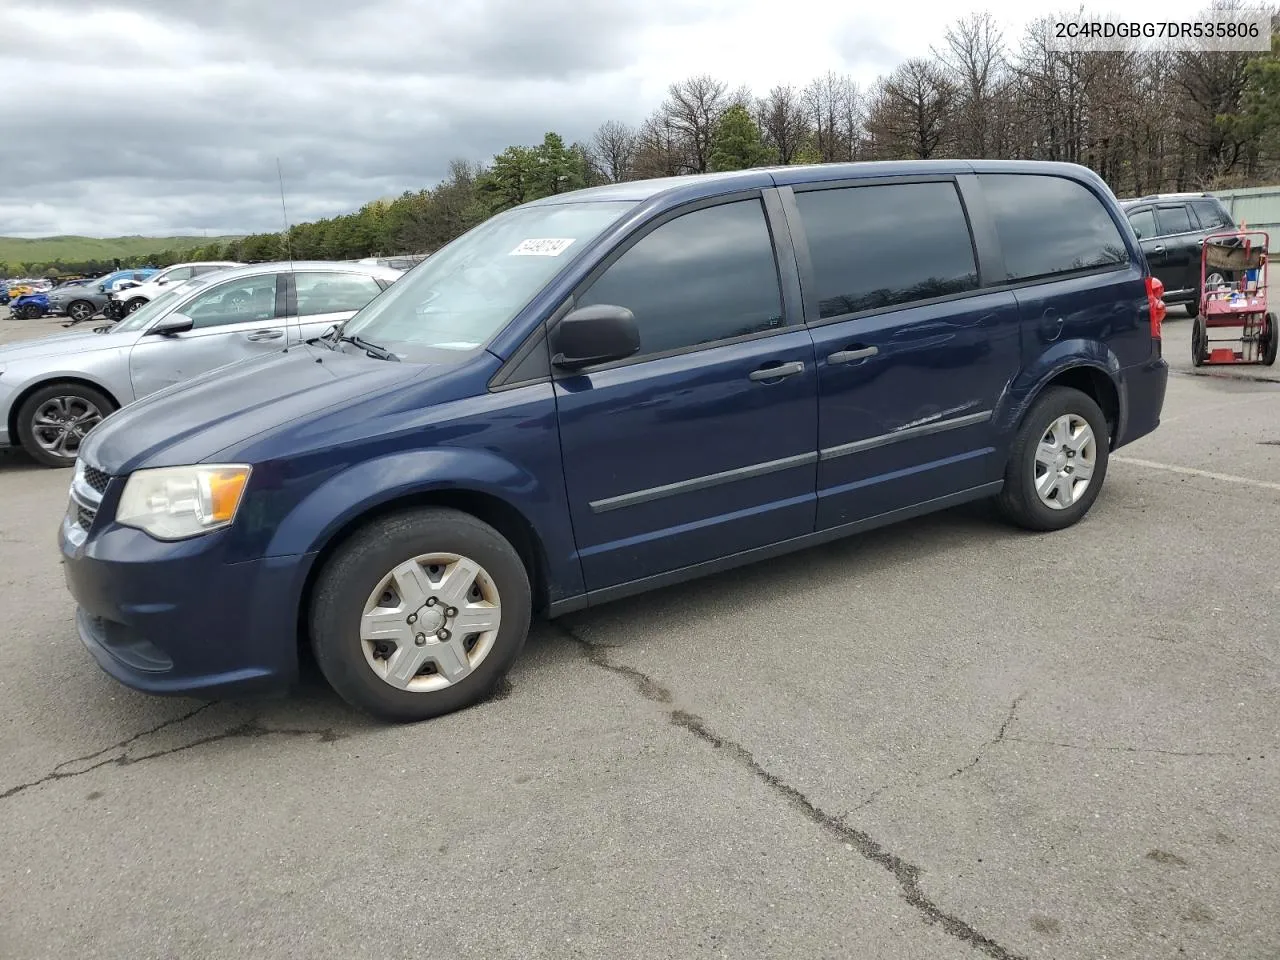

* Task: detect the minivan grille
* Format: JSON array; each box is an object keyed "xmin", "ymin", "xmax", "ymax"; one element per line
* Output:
[{"xmin": 82, "ymin": 464, "xmax": 111, "ymax": 494}]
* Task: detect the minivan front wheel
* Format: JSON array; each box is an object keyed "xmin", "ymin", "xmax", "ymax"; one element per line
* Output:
[
  {"xmin": 309, "ymin": 507, "xmax": 531, "ymax": 722},
  {"xmin": 996, "ymin": 386, "xmax": 1109, "ymax": 532}
]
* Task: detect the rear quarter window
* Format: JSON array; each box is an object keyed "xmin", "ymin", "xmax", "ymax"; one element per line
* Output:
[
  {"xmin": 979, "ymin": 174, "xmax": 1129, "ymax": 283},
  {"xmin": 1191, "ymin": 199, "xmax": 1234, "ymax": 231}
]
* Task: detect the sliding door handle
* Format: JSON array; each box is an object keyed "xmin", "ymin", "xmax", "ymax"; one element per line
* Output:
[
  {"xmin": 749, "ymin": 360, "xmax": 805, "ymax": 381},
  {"xmin": 828, "ymin": 345, "xmax": 878, "ymax": 365}
]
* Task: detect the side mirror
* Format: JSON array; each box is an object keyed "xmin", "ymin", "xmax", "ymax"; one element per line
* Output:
[
  {"xmin": 155, "ymin": 277, "xmax": 168, "ymax": 286},
  {"xmin": 148, "ymin": 314, "xmax": 194, "ymax": 336},
  {"xmin": 551, "ymin": 304, "xmax": 640, "ymax": 371}
]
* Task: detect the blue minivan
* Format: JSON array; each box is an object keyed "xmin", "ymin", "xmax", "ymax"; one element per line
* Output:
[{"xmin": 59, "ymin": 160, "xmax": 1168, "ymax": 722}]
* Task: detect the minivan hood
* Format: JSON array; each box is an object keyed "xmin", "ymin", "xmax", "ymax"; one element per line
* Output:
[
  {"xmin": 0, "ymin": 328, "xmax": 123, "ymax": 363},
  {"xmin": 81, "ymin": 344, "xmax": 425, "ymax": 474}
]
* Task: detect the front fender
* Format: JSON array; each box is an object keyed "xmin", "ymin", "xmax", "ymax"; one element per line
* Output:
[
  {"xmin": 995, "ymin": 338, "xmax": 1124, "ymax": 438},
  {"xmin": 260, "ymin": 446, "xmax": 586, "ymax": 602}
]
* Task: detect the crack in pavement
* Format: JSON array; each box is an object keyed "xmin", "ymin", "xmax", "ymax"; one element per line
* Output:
[
  {"xmin": 555, "ymin": 621, "xmax": 1026, "ymax": 960},
  {"xmin": 949, "ymin": 694, "xmax": 1026, "ymax": 780},
  {"xmin": 1003, "ymin": 736, "xmax": 1266, "ymax": 760},
  {"xmin": 1, "ymin": 704, "xmax": 348, "ymax": 801}
]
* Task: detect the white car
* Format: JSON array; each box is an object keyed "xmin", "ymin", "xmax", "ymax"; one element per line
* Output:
[{"xmin": 109, "ymin": 261, "xmax": 242, "ymax": 315}]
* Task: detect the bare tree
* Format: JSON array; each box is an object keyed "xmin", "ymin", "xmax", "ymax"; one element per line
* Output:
[
  {"xmin": 933, "ymin": 12, "xmax": 1006, "ymax": 157},
  {"xmin": 662, "ymin": 74, "xmax": 730, "ymax": 174},
  {"xmin": 865, "ymin": 59, "xmax": 955, "ymax": 160},
  {"xmin": 755, "ymin": 84, "xmax": 810, "ymax": 164},
  {"xmin": 802, "ymin": 71, "xmax": 859, "ymax": 162},
  {"xmin": 631, "ymin": 110, "xmax": 688, "ymax": 179},
  {"xmin": 592, "ymin": 120, "xmax": 637, "ymax": 182}
]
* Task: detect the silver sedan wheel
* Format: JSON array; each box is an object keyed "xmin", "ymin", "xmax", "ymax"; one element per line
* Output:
[
  {"xmin": 1034, "ymin": 414, "xmax": 1096, "ymax": 510},
  {"xmin": 31, "ymin": 396, "xmax": 104, "ymax": 460},
  {"xmin": 360, "ymin": 552, "xmax": 501, "ymax": 693}
]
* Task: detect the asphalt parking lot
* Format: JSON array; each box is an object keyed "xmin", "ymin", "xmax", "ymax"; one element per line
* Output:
[{"xmin": 1, "ymin": 306, "xmax": 1277, "ymax": 960}]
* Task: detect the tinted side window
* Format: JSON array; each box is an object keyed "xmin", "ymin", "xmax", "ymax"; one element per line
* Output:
[
  {"xmin": 576, "ymin": 199, "xmax": 783, "ymax": 357},
  {"xmin": 980, "ymin": 174, "xmax": 1129, "ymax": 282},
  {"xmin": 293, "ymin": 272, "xmax": 383, "ymax": 316},
  {"xmin": 1156, "ymin": 205, "xmax": 1193, "ymax": 235},
  {"xmin": 1191, "ymin": 199, "xmax": 1233, "ymax": 230},
  {"xmin": 795, "ymin": 182, "xmax": 978, "ymax": 319},
  {"xmin": 166, "ymin": 266, "xmax": 195, "ymax": 281},
  {"xmin": 1128, "ymin": 208, "xmax": 1157, "ymax": 239}
]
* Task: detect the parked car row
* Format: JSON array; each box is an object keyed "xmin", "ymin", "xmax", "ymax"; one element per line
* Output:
[
  {"xmin": 0, "ymin": 260, "xmax": 404, "ymax": 465},
  {"xmin": 102, "ymin": 261, "xmax": 243, "ymax": 319}
]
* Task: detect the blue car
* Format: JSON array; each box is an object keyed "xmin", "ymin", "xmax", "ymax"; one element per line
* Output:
[
  {"xmin": 59, "ymin": 160, "xmax": 1169, "ymax": 722},
  {"xmin": 9, "ymin": 291, "xmax": 50, "ymax": 319}
]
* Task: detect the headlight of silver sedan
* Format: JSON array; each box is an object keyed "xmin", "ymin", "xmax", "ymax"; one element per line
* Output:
[{"xmin": 116, "ymin": 464, "xmax": 253, "ymax": 540}]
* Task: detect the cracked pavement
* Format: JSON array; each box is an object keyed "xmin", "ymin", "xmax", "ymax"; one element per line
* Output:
[{"xmin": 1, "ymin": 313, "xmax": 1279, "ymax": 959}]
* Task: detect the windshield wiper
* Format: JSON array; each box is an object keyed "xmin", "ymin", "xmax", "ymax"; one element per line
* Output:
[
  {"xmin": 305, "ymin": 321, "xmax": 398, "ymax": 360},
  {"xmin": 339, "ymin": 333, "xmax": 400, "ymax": 361}
]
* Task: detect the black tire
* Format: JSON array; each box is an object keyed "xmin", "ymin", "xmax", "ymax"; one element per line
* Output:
[
  {"xmin": 124, "ymin": 297, "xmax": 147, "ymax": 314},
  {"xmin": 1185, "ymin": 301, "xmax": 1199, "ymax": 319},
  {"xmin": 1263, "ymin": 313, "xmax": 1278, "ymax": 366},
  {"xmin": 19, "ymin": 304, "xmax": 42, "ymax": 320},
  {"xmin": 309, "ymin": 507, "xmax": 531, "ymax": 722},
  {"xmin": 1192, "ymin": 316, "xmax": 1207, "ymax": 367},
  {"xmin": 15, "ymin": 381, "xmax": 117, "ymax": 468},
  {"xmin": 995, "ymin": 386, "xmax": 1110, "ymax": 532},
  {"xmin": 67, "ymin": 300, "xmax": 95, "ymax": 322}
]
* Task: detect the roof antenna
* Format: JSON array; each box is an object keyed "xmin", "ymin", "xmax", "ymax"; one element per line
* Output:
[
  {"xmin": 277, "ymin": 157, "xmax": 296, "ymax": 354},
  {"xmin": 276, "ymin": 157, "xmax": 294, "ymax": 269}
]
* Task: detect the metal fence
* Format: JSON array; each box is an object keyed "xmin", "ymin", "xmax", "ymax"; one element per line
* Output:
[{"xmin": 1214, "ymin": 186, "xmax": 1280, "ymax": 252}]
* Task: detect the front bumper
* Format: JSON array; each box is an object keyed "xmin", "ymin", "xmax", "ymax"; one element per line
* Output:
[{"xmin": 59, "ymin": 505, "xmax": 314, "ymax": 697}]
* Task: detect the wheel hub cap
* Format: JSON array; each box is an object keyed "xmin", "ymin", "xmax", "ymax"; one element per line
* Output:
[
  {"xmin": 359, "ymin": 553, "xmax": 502, "ymax": 693},
  {"xmin": 414, "ymin": 606, "xmax": 446, "ymax": 634},
  {"xmin": 1034, "ymin": 414, "xmax": 1096, "ymax": 510}
]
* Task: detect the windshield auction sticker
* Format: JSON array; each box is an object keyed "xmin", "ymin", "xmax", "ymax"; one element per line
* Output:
[{"xmin": 510, "ymin": 238, "xmax": 576, "ymax": 256}]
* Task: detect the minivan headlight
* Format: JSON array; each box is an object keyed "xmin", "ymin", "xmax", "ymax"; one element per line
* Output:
[{"xmin": 116, "ymin": 464, "xmax": 252, "ymax": 540}]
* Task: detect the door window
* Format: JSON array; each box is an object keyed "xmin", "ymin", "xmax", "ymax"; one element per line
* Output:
[
  {"xmin": 1156, "ymin": 205, "xmax": 1194, "ymax": 235},
  {"xmin": 576, "ymin": 199, "xmax": 784, "ymax": 357},
  {"xmin": 1128, "ymin": 208, "xmax": 1157, "ymax": 239},
  {"xmin": 180, "ymin": 275, "xmax": 279, "ymax": 329},
  {"xmin": 164, "ymin": 266, "xmax": 195, "ymax": 282},
  {"xmin": 794, "ymin": 182, "xmax": 979, "ymax": 319},
  {"xmin": 293, "ymin": 272, "xmax": 384, "ymax": 316},
  {"xmin": 979, "ymin": 174, "xmax": 1129, "ymax": 282}
]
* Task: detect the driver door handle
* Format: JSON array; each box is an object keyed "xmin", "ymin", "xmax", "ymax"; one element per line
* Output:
[
  {"xmin": 749, "ymin": 360, "xmax": 805, "ymax": 381},
  {"xmin": 828, "ymin": 345, "xmax": 878, "ymax": 365},
  {"xmin": 246, "ymin": 329, "xmax": 283, "ymax": 341},
  {"xmin": 1152, "ymin": 244, "xmax": 1166, "ymax": 255}
]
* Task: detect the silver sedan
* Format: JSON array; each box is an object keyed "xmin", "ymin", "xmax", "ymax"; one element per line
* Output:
[{"xmin": 0, "ymin": 261, "xmax": 403, "ymax": 467}]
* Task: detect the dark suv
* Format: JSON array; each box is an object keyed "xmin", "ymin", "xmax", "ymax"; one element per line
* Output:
[
  {"xmin": 60, "ymin": 160, "xmax": 1169, "ymax": 723},
  {"xmin": 1118, "ymin": 192, "xmax": 1237, "ymax": 315}
]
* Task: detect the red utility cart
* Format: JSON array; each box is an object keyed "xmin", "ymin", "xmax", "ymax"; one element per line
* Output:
[{"xmin": 1192, "ymin": 230, "xmax": 1276, "ymax": 367}]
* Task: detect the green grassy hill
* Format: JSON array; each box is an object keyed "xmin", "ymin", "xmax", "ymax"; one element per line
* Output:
[{"xmin": 0, "ymin": 234, "xmax": 241, "ymax": 266}]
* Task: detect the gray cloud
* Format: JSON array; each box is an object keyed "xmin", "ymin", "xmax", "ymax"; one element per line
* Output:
[{"xmin": 0, "ymin": 0, "xmax": 914, "ymax": 239}]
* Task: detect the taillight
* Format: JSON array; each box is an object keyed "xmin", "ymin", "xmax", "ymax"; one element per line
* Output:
[{"xmin": 1146, "ymin": 275, "xmax": 1166, "ymax": 339}]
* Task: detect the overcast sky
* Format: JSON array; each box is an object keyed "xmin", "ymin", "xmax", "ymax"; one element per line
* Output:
[{"xmin": 0, "ymin": 0, "xmax": 1231, "ymax": 238}]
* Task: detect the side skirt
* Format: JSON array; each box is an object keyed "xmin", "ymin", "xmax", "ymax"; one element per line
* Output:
[{"xmin": 547, "ymin": 480, "xmax": 1005, "ymax": 617}]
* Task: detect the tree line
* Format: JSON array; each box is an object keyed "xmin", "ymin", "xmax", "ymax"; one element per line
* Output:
[{"xmin": 14, "ymin": 6, "xmax": 1280, "ymax": 277}]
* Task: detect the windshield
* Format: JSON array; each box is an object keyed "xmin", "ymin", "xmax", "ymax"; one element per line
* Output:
[
  {"xmin": 342, "ymin": 200, "xmax": 635, "ymax": 360},
  {"xmin": 111, "ymin": 279, "xmax": 206, "ymax": 333}
]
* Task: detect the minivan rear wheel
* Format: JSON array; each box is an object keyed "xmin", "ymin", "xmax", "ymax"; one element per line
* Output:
[
  {"xmin": 309, "ymin": 507, "xmax": 531, "ymax": 722},
  {"xmin": 996, "ymin": 386, "xmax": 1109, "ymax": 532}
]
